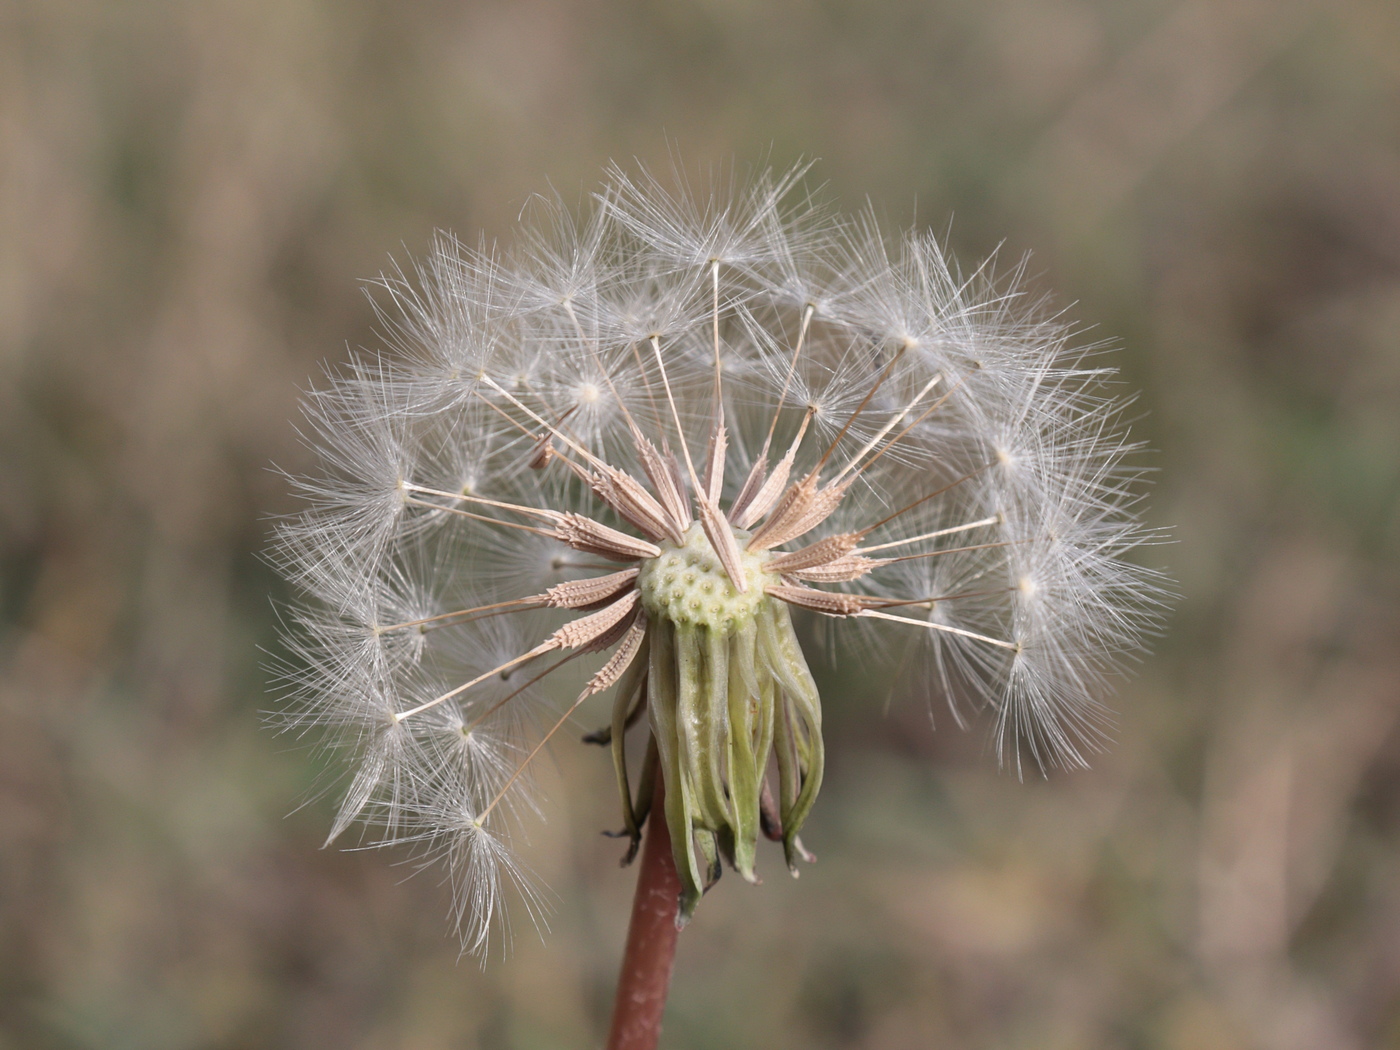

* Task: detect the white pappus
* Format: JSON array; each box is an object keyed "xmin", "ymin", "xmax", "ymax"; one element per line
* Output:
[{"xmin": 270, "ymin": 161, "xmax": 1167, "ymax": 954}]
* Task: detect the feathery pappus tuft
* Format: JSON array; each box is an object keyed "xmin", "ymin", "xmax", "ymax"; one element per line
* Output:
[{"xmin": 270, "ymin": 161, "xmax": 1168, "ymax": 951}]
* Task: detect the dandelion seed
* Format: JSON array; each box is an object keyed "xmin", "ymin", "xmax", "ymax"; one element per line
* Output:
[{"xmin": 272, "ymin": 161, "xmax": 1167, "ymax": 957}]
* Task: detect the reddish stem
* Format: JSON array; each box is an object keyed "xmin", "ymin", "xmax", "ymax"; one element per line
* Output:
[{"xmin": 606, "ymin": 778, "xmax": 681, "ymax": 1050}]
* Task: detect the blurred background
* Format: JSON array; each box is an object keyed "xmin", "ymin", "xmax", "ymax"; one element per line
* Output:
[{"xmin": 3, "ymin": 1, "xmax": 1399, "ymax": 1047}]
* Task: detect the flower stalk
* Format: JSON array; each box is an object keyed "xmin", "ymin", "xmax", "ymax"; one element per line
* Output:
[{"xmin": 606, "ymin": 773, "xmax": 681, "ymax": 1050}]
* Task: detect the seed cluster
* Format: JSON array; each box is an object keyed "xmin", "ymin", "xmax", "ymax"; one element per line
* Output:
[
  {"xmin": 272, "ymin": 162, "xmax": 1166, "ymax": 951},
  {"xmin": 638, "ymin": 525, "xmax": 773, "ymax": 633}
]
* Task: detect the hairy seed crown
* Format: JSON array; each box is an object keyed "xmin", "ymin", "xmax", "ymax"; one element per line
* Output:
[{"xmin": 270, "ymin": 161, "xmax": 1168, "ymax": 952}]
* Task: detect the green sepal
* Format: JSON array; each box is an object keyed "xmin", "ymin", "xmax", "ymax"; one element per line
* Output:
[
  {"xmin": 641, "ymin": 582, "xmax": 825, "ymax": 923},
  {"xmin": 759, "ymin": 601, "xmax": 824, "ymax": 875},
  {"xmin": 648, "ymin": 620, "xmax": 707, "ymax": 926},
  {"xmin": 725, "ymin": 618, "xmax": 762, "ymax": 882}
]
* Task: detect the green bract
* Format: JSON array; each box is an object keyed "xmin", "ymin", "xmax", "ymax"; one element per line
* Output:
[{"xmin": 631, "ymin": 526, "xmax": 822, "ymax": 921}]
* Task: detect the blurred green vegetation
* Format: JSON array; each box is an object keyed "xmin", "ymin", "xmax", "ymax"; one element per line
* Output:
[{"xmin": 3, "ymin": 1, "xmax": 1399, "ymax": 1047}]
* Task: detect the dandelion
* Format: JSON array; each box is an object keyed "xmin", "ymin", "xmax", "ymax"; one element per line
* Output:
[{"xmin": 271, "ymin": 161, "xmax": 1165, "ymax": 1047}]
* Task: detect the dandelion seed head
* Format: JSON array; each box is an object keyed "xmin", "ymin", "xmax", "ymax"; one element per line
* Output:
[{"xmin": 271, "ymin": 160, "xmax": 1168, "ymax": 951}]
